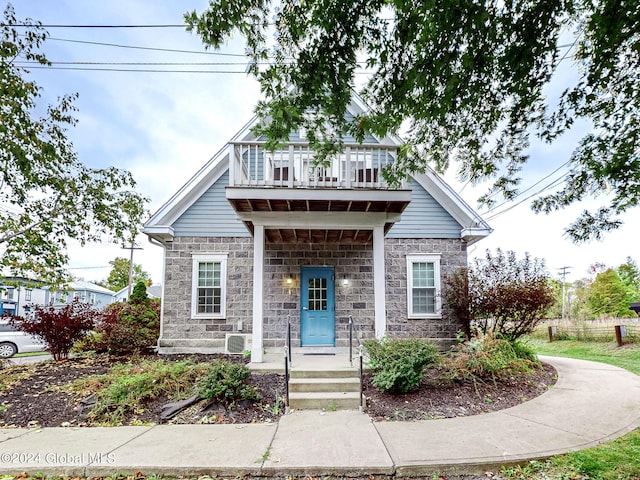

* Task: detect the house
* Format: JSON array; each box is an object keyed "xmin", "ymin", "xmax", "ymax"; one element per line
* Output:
[
  {"xmin": 1, "ymin": 277, "xmax": 116, "ymax": 316},
  {"xmin": 143, "ymin": 95, "xmax": 492, "ymax": 362},
  {"xmin": 0, "ymin": 277, "xmax": 48, "ymax": 317},
  {"xmin": 49, "ymin": 280, "xmax": 115, "ymax": 309},
  {"xmin": 113, "ymin": 283, "xmax": 162, "ymax": 302}
]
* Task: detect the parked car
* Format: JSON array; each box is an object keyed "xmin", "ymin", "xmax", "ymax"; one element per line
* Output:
[{"xmin": 0, "ymin": 320, "xmax": 46, "ymax": 358}]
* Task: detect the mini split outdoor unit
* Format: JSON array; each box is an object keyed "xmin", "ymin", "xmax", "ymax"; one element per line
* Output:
[{"xmin": 224, "ymin": 333, "xmax": 252, "ymax": 354}]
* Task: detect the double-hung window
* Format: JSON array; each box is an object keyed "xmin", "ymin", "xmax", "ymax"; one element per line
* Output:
[
  {"xmin": 406, "ymin": 254, "xmax": 441, "ymax": 318},
  {"xmin": 191, "ymin": 254, "xmax": 227, "ymax": 318}
]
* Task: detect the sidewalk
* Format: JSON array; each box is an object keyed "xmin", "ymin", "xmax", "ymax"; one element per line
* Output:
[{"xmin": 1, "ymin": 356, "xmax": 639, "ymax": 478}]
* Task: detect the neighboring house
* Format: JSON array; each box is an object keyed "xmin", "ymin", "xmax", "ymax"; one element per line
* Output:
[
  {"xmin": 0, "ymin": 277, "xmax": 48, "ymax": 317},
  {"xmin": 143, "ymin": 95, "xmax": 492, "ymax": 362},
  {"xmin": 1, "ymin": 277, "xmax": 116, "ymax": 315},
  {"xmin": 49, "ymin": 280, "xmax": 115, "ymax": 309},
  {"xmin": 114, "ymin": 283, "xmax": 162, "ymax": 302}
]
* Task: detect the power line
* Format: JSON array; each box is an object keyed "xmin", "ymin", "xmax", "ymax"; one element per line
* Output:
[
  {"xmin": 484, "ymin": 173, "xmax": 568, "ymax": 221},
  {"xmin": 4, "ymin": 23, "xmax": 186, "ymax": 28},
  {"xmin": 46, "ymin": 36, "xmax": 248, "ymax": 57},
  {"xmin": 20, "ymin": 65, "xmax": 253, "ymax": 74},
  {"xmin": 38, "ymin": 35, "xmax": 577, "ymax": 60},
  {"xmin": 20, "ymin": 64, "xmax": 374, "ymax": 74},
  {"xmin": 17, "ymin": 60, "xmax": 256, "ymax": 66},
  {"xmin": 68, "ymin": 265, "xmax": 109, "ymax": 270},
  {"xmin": 483, "ymin": 160, "xmax": 572, "ymax": 216}
]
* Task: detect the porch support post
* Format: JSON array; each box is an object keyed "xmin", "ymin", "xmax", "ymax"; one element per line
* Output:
[
  {"xmin": 372, "ymin": 225, "xmax": 386, "ymax": 338},
  {"xmin": 251, "ymin": 224, "xmax": 265, "ymax": 362}
]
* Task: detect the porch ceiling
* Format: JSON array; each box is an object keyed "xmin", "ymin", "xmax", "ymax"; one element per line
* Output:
[
  {"xmin": 227, "ymin": 197, "xmax": 409, "ymax": 215},
  {"xmin": 256, "ymin": 225, "xmax": 395, "ymax": 244},
  {"xmin": 227, "ymin": 188, "xmax": 410, "ymax": 244}
]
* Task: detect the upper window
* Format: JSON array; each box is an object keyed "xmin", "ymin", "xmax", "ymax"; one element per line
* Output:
[
  {"xmin": 191, "ymin": 254, "xmax": 227, "ymax": 318},
  {"xmin": 25, "ymin": 289, "xmax": 32, "ymax": 301},
  {"xmin": 406, "ymin": 255, "xmax": 441, "ymax": 318}
]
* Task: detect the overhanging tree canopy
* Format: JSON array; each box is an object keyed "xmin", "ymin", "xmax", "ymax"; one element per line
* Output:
[
  {"xmin": 186, "ymin": 0, "xmax": 639, "ymax": 242},
  {"xmin": 0, "ymin": 5, "xmax": 148, "ymax": 287}
]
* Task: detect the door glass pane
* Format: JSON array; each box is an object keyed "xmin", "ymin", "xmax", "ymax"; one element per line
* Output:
[{"xmin": 307, "ymin": 277, "xmax": 327, "ymax": 311}]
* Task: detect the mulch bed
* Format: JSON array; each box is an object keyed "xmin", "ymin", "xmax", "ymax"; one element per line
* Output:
[
  {"xmin": 365, "ymin": 363, "xmax": 557, "ymax": 421},
  {"xmin": 0, "ymin": 354, "xmax": 556, "ymax": 428}
]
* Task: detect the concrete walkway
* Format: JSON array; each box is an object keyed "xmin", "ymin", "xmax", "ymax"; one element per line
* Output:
[{"xmin": 1, "ymin": 356, "xmax": 639, "ymax": 477}]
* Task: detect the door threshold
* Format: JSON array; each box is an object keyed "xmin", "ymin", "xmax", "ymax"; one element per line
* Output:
[{"xmin": 297, "ymin": 346, "xmax": 337, "ymax": 355}]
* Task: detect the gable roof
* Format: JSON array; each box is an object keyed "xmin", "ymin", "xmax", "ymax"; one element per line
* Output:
[
  {"xmin": 68, "ymin": 280, "xmax": 115, "ymax": 296},
  {"xmin": 144, "ymin": 95, "xmax": 491, "ymax": 245}
]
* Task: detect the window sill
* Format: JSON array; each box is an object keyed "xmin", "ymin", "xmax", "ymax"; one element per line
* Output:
[{"xmin": 407, "ymin": 314, "xmax": 442, "ymax": 320}]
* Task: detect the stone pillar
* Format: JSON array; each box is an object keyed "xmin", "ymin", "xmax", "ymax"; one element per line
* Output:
[{"xmin": 251, "ymin": 225, "xmax": 264, "ymax": 362}]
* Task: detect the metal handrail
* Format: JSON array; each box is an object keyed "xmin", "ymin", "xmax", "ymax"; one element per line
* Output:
[
  {"xmin": 348, "ymin": 315, "xmax": 367, "ymax": 413},
  {"xmin": 283, "ymin": 315, "xmax": 292, "ymax": 414},
  {"xmin": 348, "ymin": 315, "xmax": 364, "ymax": 367},
  {"xmin": 359, "ymin": 344, "xmax": 364, "ymax": 414}
]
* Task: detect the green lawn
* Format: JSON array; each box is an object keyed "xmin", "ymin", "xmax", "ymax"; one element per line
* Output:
[
  {"xmin": 502, "ymin": 338, "xmax": 640, "ymax": 479},
  {"xmin": 13, "ymin": 350, "xmax": 50, "ymax": 358},
  {"xmin": 529, "ymin": 338, "xmax": 640, "ymax": 375}
]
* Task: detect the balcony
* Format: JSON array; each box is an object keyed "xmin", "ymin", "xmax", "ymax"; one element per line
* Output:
[
  {"xmin": 228, "ymin": 142, "xmax": 405, "ymax": 189},
  {"xmin": 225, "ymin": 142, "xmax": 412, "ymax": 243}
]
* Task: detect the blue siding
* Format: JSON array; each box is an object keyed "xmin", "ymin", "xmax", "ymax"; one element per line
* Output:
[
  {"xmin": 259, "ymin": 113, "xmax": 379, "ymax": 144},
  {"xmin": 172, "ymin": 171, "xmax": 250, "ymax": 237},
  {"xmin": 387, "ymin": 180, "xmax": 462, "ymax": 238}
]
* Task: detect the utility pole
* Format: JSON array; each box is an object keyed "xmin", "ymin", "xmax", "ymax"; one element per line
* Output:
[
  {"xmin": 123, "ymin": 237, "xmax": 143, "ymax": 299},
  {"xmin": 558, "ymin": 266, "xmax": 572, "ymax": 320}
]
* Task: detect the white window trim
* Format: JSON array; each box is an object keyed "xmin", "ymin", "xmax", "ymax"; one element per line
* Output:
[
  {"xmin": 191, "ymin": 253, "xmax": 228, "ymax": 319},
  {"xmin": 406, "ymin": 254, "xmax": 442, "ymax": 319}
]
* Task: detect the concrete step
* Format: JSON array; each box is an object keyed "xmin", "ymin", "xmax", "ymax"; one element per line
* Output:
[
  {"xmin": 289, "ymin": 377, "xmax": 360, "ymax": 393},
  {"xmin": 290, "ymin": 368, "xmax": 360, "ymax": 379},
  {"xmin": 289, "ymin": 392, "xmax": 363, "ymax": 410}
]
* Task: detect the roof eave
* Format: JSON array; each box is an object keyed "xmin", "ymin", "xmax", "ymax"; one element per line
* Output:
[{"xmin": 461, "ymin": 227, "xmax": 494, "ymax": 246}]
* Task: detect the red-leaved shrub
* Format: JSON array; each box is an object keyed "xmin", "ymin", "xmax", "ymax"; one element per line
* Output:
[{"xmin": 10, "ymin": 299, "xmax": 99, "ymax": 360}]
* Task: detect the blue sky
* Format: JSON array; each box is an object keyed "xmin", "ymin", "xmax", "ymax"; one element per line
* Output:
[{"xmin": 8, "ymin": 0, "xmax": 640, "ymax": 285}]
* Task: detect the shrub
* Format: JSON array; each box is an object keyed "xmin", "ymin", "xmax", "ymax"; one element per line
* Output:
[
  {"xmin": 509, "ymin": 338, "xmax": 538, "ymax": 363},
  {"xmin": 444, "ymin": 335, "xmax": 539, "ymax": 382},
  {"xmin": 364, "ymin": 338, "xmax": 441, "ymax": 393},
  {"xmin": 197, "ymin": 361, "xmax": 260, "ymax": 407},
  {"xmin": 79, "ymin": 359, "xmax": 207, "ymax": 425},
  {"xmin": 442, "ymin": 267, "xmax": 472, "ymax": 340},
  {"xmin": 130, "ymin": 280, "xmax": 149, "ymax": 304},
  {"xmin": 464, "ymin": 249, "xmax": 555, "ymax": 341},
  {"xmin": 10, "ymin": 299, "xmax": 99, "ymax": 360},
  {"xmin": 90, "ymin": 299, "xmax": 160, "ymax": 355}
]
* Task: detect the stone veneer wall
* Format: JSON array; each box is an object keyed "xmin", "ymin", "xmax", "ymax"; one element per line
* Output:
[
  {"xmin": 159, "ymin": 236, "xmax": 466, "ymax": 352},
  {"xmin": 160, "ymin": 236, "xmax": 254, "ymax": 351},
  {"xmin": 385, "ymin": 238, "xmax": 468, "ymax": 346}
]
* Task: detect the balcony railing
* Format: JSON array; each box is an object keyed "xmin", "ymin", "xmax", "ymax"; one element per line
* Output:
[{"xmin": 228, "ymin": 142, "xmax": 401, "ymax": 189}]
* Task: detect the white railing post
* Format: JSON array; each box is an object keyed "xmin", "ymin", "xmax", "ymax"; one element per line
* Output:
[
  {"xmin": 288, "ymin": 144, "xmax": 295, "ymax": 188},
  {"xmin": 345, "ymin": 146, "xmax": 352, "ymax": 189},
  {"xmin": 228, "ymin": 143, "xmax": 236, "ymax": 186}
]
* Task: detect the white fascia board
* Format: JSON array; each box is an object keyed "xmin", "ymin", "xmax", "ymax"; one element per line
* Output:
[
  {"xmin": 144, "ymin": 148, "xmax": 229, "ymax": 230},
  {"xmin": 238, "ymin": 211, "xmax": 402, "ymax": 228},
  {"xmin": 226, "ymin": 186, "xmax": 411, "ymax": 203},
  {"xmin": 411, "ymin": 169, "xmax": 492, "ymax": 233},
  {"xmin": 461, "ymin": 227, "xmax": 494, "ymax": 246},
  {"xmin": 141, "ymin": 225, "xmax": 175, "ymax": 242}
]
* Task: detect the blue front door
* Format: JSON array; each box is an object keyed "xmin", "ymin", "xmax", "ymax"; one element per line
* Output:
[{"xmin": 300, "ymin": 267, "xmax": 335, "ymax": 346}]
